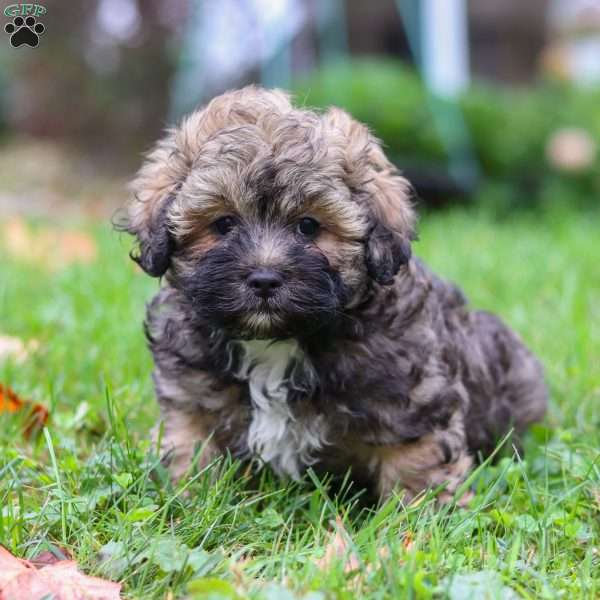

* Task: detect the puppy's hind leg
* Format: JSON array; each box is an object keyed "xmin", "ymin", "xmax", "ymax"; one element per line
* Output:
[{"xmin": 465, "ymin": 311, "xmax": 548, "ymax": 458}]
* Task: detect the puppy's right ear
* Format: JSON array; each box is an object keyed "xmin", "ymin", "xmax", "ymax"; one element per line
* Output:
[
  {"xmin": 128, "ymin": 190, "xmax": 177, "ymax": 277},
  {"xmin": 126, "ymin": 130, "xmax": 191, "ymax": 277}
]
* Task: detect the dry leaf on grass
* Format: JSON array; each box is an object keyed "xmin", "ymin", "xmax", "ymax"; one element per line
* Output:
[
  {"xmin": 0, "ymin": 546, "xmax": 121, "ymax": 600},
  {"xmin": 315, "ymin": 517, "xmax": 361, "ymax": 574},
  {"xmin": 0, "ymin": 334, "xmax": 39, "ymax": 363},
  {"xmin": 3, "ymin": 217, "xmax": 97, "ymax": 270},
  {"xmin": 0, "ymin": 383, "xmax": 48, "ymax": 438}
]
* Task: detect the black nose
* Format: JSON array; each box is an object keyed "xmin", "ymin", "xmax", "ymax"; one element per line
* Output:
[{"xmin": 246, "ymin": 269, "xmax": 283, "ymax": 298}]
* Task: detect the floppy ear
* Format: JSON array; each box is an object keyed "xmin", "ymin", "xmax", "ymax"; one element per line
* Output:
[
  {"xmin": 126, "ymin": 99, "xmax": 219, "ymax": 276},
  {"xmin": 321, "ymin": 108, "xmax": 416, "ymax": 285},
  {"xmin": 365, "ymin": 222, "xmax": 412, "ymax": 285},
  {"xmin": 129, "ymin": 190, "xmax": 178, "ymax": 277},
  {"xmin": 362, "ymin": 156, "xmax": 414, "ymax": 284},
  {"xmin": 126, "ymin": 130, "xmax": 189, "ymax": 277},
  {"xmin": 126, "ymin": 101, "xmax": 226, "ymax": 277}
]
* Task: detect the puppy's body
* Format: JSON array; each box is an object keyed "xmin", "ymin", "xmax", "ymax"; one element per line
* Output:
[
  {"xmin": 146, "ymin": 260, "xmax": 545, "ymax": 499},
  {"xmin": 128, "ymin": 86, "xmax": 547, "ymax": 501}
]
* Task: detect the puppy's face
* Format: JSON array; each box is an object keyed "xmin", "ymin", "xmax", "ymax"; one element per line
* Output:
[
  {"xmin": 172, "ymin": 158, "xmax": 359, "ymax": 338},
  {"xmin": 127, "ymin": 87, "xmax": 415, "ymax": 339}
]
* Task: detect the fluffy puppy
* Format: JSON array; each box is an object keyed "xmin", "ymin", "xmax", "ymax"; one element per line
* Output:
[{"xmin": 125, "ymin": 86, "xmax": 547, "ymax": 501}]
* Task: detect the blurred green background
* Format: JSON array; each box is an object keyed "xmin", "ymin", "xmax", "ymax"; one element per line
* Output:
[{"xmin": 0, "ymin": 0, "xmax": 599, "ymax": 220}]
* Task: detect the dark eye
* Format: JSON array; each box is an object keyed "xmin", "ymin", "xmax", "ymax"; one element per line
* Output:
[
  {"xmin": 213, "ymin": 216, "xmax": 237, "ymax": 235},
  {"xmin": 297, "ymin": 217, "xmax": 320, "ymax": 237}
]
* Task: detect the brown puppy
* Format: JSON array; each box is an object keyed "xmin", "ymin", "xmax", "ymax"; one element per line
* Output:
[{"xmin": 125, "ymin": 86, "xmax": 547, "ymax": 502}]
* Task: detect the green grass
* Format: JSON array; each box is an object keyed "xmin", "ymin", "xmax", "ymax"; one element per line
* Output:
[{"xmin": 1, "ymin": 205, "xmax": 599, "ymax": 599}]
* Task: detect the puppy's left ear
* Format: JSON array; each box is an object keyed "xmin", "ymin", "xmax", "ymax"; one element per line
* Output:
[
  {"xmin": 365, "ymin": 222, "xmax": 412, "ymax": 285},
  {"xmin": 363, "ymin": 162, "xmax": 414, "ymax": 285},
  {"xmin": 322, "ymin": 108, "xmax": 416, "ymax": 286}
]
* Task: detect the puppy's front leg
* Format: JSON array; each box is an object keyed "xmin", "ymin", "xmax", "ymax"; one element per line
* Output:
[
  {"xmin": 154, "ymin": 405, "xmax": 220, "ymax": 481},
  {"xmin": 149, "ymin": 357, "xmax": 243, "ymax": 481},
  {"xmin": 375, "ymin": 426, "xmax": 473, "ymax": 505}
]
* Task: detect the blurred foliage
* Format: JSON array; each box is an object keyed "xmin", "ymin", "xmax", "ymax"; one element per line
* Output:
[
  {"xmin": 296, "ymin": 59, "xmax": 600, "ymax": 208},
  {"xmin": 297, "ymin": 60, "xmax": 444, "ymax": 163}
]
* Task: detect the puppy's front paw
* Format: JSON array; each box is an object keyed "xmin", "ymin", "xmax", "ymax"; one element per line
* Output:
[
  {"xmin": 428, "ymin": 452, "xmax": 474, "ymax": 506},
  {"xmin": 438, "ymin": 487, "xmax": 474, "ymax": 507}
]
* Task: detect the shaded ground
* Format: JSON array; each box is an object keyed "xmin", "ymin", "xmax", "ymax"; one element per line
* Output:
[{"xmin": 0, "ymin": 138, "xmax": 129, "ymax": 221}]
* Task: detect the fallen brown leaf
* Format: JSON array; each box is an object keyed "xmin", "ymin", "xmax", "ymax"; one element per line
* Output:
[
  {"xmin": 0, "ymin": 384, "xmax": 48, "ymax": 438},
  {"xmin": 0, "ymin": 334, "xmax": 39, "ymax": 363},
  {"xmin": 0, "ymin": 546, "xmax": 121, "ymax": 600},
  {"xmin": 315, "ymin": 517, "xmax": 361, "ymax": 574},
  {"xmin": 3, "ymin": 217, "xmax": 97, "ymax": 270}
]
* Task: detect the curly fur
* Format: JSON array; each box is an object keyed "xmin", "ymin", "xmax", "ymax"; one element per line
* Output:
[{"xmin": 124, "ymin": 86, "xmax": 547, "ymax": 502}]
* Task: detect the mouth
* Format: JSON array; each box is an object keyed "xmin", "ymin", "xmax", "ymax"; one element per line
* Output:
[
  {"xmin": 239, "ymin": 309, "xmax": 282, "ymax": 339},
  {"xmin": 238, "ymin": 300, "xmax": 337, "ymax": 340},
  {"xmin": 256, "ymin": 298, "xmax": 278, "ymax": 312},
  {"xmin": 197, "ymin": 282, "xmax": 342, "ymax": 340}
]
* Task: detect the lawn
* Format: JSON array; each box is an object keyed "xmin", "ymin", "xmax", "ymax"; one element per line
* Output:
[{"xmin": 1, "ymin": 204, "xmax": 599, "ymax": 599}]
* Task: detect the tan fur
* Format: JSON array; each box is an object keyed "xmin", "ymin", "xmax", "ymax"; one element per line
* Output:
[
  {"xmin": 129, "ymin": 87, "xmax": 294, "ymax": 241},
  {"xmin": 313, "ymin": 230, "xmax": 349, "ymax": 268},
  {"xmin": 153, "ymin": 408, "xmax": 220, "ymax": 481},
  {"xmin": 320, "ymin": 107, "xmax": 415, "ymax": 239},
  {"xmin": 186, "ymin": 230, "xmax": 221, "ymax": 256}
]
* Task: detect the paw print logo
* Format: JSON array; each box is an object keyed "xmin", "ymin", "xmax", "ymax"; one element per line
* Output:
[{"xmin": 4, "ymin": 15, "xmax": 45, "ymax": 48}]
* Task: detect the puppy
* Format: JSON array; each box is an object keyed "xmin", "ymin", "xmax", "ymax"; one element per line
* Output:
[{"xmin": 125, "ymin": 86, "xmax": 547, "ymax": 502}]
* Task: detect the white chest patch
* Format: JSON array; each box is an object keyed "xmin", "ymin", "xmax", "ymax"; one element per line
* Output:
[{"xmin": 236, "ymin": 339, "xmax": 327, "ymax": 479}]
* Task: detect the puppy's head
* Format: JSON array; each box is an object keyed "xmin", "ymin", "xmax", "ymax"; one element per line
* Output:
[{"xmin": 127, "ymin": 86, "xmax": 415, "ymax": 339}]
